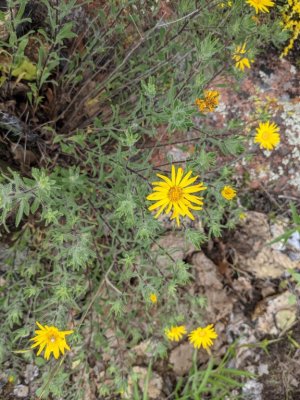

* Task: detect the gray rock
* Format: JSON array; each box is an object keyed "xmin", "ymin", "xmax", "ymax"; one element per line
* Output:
[
  {"xmin": 242, "ymin": 379, "xmax": 263, "ymax": 400},
  {"xmin": 13, "ymin": 384, "xmax": 29, "ymax": 398},
  {"xmin": 24, "ymin": 364, "xmax": 39, "ymax": 384}
]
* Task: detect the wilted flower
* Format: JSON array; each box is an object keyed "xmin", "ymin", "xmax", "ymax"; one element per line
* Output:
[{"xmin": 195, "ymin": 90, "xmax": 220, "ymax": 113}]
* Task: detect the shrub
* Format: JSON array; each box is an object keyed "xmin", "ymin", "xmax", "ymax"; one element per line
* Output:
[{"xmin": 0, "ymin": 0, "xmax": 289, "ymax": 398}]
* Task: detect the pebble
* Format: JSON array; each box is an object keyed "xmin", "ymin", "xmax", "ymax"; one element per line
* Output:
[{"xmin": 13, "ymin": 384, "xmax": 29, "ymax": 398}]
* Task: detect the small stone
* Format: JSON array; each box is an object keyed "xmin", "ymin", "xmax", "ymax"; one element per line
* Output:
[
  {"xmin": 24, "ymin": 364, "xmax": 39, "ymax": 384},
  {"xmin": 258, "ymin": 364, "xmax": 269, "ymax": 376},
  {"xmin": 169, "ymin": 343, "xmax": 194, "ymax": 376},
  {"xmin": 132, "ymin": 339, "xmax": 157, "ymax": 360},
  {"xmin": 13, "ymin": 384, "xmax": 29, "ymax": 398},
  {"xmin": 242, "ymin": 379, "xmax": 263, "ymax": 400}
]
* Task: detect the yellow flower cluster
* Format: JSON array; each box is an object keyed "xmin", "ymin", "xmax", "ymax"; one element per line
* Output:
[
  {"xmin": 280, "ymin": 0, "xmax": 300, "ymax": 57},
  {"xmin": 165, "ymin": 324, "xmax": 218, "ymax": 350}
]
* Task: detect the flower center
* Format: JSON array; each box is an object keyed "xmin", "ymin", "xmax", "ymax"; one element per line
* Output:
[
  {"xmin": 197, "ymin": 330, "xmax": 205, "ymax": 337},
  {"xmin": 168, "ymin": 186, "xmax": 183, "ymax": 202},
  {"xmin": 50, "ymin": 336, "xmax": 56, "ymax": 343},
  {"xmin": 261, "ymin": 131, "xmax": 270, "ymax": 141}
]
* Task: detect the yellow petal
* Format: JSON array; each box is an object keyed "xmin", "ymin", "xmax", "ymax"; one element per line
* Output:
[
  {"xmin": 36, "ymin": 321, "xmax": 45, "ymax": 330},
  {"xmin": 156, "ymin": 173, "xmax": 173, "ymax": 186},
  {"xmin": 183, "ymin": 185, "xmax": 207, "ymax": 194},
  {"xmin": 175, "ymin": 168, "xmax": 184, "ymax": 186},
  {"xmin": 151, "ymin": 181, "xmax": 170, "ymax": 188},
  {"xmin": 147, "ymin": 193, "xmax": 166, "ymax": 200},
  {"xmin": 183, "ymin": 193, "xmax": 204, "ymax": 205},
  {"xmin": 171, "ymin": 165, "xmax": 176, "ymax": 185},
  {"xmin": 179, "ymin": 171, "xmax": 193, "ymax": 187},
  {"xmin": 148, "ymin": 198, "xmax": 169, "ymax": 211},
  {"xmin": 180, "ymin": 175, "xmax": 198, "ymax": 188},
  {"xmin": 37, "ymin": 342, "xmax": 47, "ymax": 356}
]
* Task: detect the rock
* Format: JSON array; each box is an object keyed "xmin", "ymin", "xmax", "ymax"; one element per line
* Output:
[
  {"xmin": 152, "ymin": 232, "xmax": 195, "ymax": 272},
  {"xmin": 229, "ymin": 212, "xmax": 270, "ymax": 256},
  {"xmin": 169, "ymin": 343, "xmax": 195, "ymax": 376},
  {"xmin": 13, "ymin": 384, "xmax": 29, "ymax": 398},
  {"xmin": 258, "ymin": 364, "xmax": 269, "ymax": 376},
  {"xmin": 287, "ymin": 231, "xmax": 300, "ymax": 261},
  {"xmin": 241, "ymin": 247, "xmax": 299, "ymax": 279},
  {"xmin": 125, "ymin": 367, "xmax": 163, "ymax": 399},
  {"xmin": 230, "ymin": 212, "xmax": 300, "ymax": 279},
  {"xmin": 254, "ymin": 291, "xmax": 297, "ymax": 335},
  {"xmin": 190, "ymin": 252, "xmax": 233, "ymax": 320},
  {"xmin": 24, "ymin": 364, "xmax": 39, "ymax": 384},
  {"xmin": 227, "ymin": 313, "xmax": 260, "ymax": 368},
  {"xmin": 242, "ymin": 379, "xmax": 264, "ymax": 400},
  {"xmin": 132, "ymin": 339, "xmax": 158, "ymax": 361},
  {"xmin": 269, "ymin": 221, "xmax": 287, "ymax": 251}
]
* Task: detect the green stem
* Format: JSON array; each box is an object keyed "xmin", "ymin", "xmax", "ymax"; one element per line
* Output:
[{"xmin": 197, "ymin": 356, "xmax": 214, "ymax": 397}]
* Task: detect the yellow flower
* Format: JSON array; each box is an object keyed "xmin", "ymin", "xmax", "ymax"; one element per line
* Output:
[
  {"xmin": 218, "ymin": 0, "xmax": 232, "ymax": 7},
  {"xmin": 195, "ymin": 90, "xmax": 220, "ymax": 113},
  {"xmin": 149, "ymin": 293, "xmax": 157, "ymax": 304},
  {"xmin": 239, "ymin": 212, "xmax": 247, "ymax": 220},
  {"xmin": 147, "ymin": 165, "xmax": 207, "ymax": 226},
  {"xmin": 280, "ymin": 2, "xmax": 300, "ymax": 59},
  {"xmin": 232, "ymin": 43, "xmax": 253, "ymax": 71},
  {"xmin": 221, "ymin": 186, "xmax": 237, "ymax": 200},
  {"xmin": 254, "ymin": 121, "xmax": 280, "ymax": 150},
  {"xmin": 246, "ymin": 0, "xmax": 275, "ymax": 13},
  {"xmin": 30, "ymin": 321, "xmax": 74, "ymax": 360},
  {"xmin": 165, "ymin": 325, "xmax": 187, "ymax": 341},
  {"xmin": 188, "ymin": 324, "xmax": 218, "ymax": 350}
]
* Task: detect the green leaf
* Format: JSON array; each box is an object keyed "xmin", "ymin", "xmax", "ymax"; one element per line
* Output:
[
  {"xmin": 15, "ymin": 200, "xmax": 24, "ymax": 227},
  {"xmin": 55, "ymin": 22, "xmax": 77, "ymax": 44}
]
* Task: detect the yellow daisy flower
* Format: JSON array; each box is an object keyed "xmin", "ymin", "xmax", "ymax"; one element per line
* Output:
[
  {"xmin": 221, "ymin": 186, "xmax": 237, "ymax": 200},
  {"xmin": 30, "ymin": 321, "xmax": 74, "ymax": 360},
  {"xmin": 195, "ymin": 90, "xmax": 220, "ymax": 113},
  {"xmin": 246, "ymin": 0, "xmax": 274, "ymax": 13},
  {"xmin": 149, "ymin": 293, "xmax": 157, "ymax": 304},
  {"xmin": 165, "ymin": 325, "xmax": 187, "ymax": 342},
  {"xmin": 147, "ymin": 166, "xmax": 207, "ymax": 226},
  {"xmin": 188, "ymin": 324, "xmax": 218, "ymax": 350},
  {"xmin": 254, "ymin": 121, "xmax": 280, "ymax": 150},
  {"xmin": 232, "ymin": 43, "xmax": 253, "ymax": 71}
]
